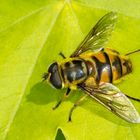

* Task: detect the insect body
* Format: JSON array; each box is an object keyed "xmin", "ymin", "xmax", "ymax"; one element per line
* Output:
[
  {"xmin": 80, "ymin": 50, "xmax": 132, "ymax": 84},
  {"xmin": 43, "ymin": 12, "xmax": 140, "ymax": 123},
  {"xmin": 50, "ymin": 50, "xmax": 132, "ymax": 89}
]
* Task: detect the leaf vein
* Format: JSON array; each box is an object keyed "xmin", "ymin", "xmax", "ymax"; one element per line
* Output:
[
  {"xmin": 0, "ymin": 5, "xmax": 52, "ymax": 33},
  {"xmin": 2, "ymin": 1, "xmax": 66, "ymax": 140}
]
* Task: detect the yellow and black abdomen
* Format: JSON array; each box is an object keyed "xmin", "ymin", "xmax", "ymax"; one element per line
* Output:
[
  {"xmin": 108, "ymin": 51, "xmax": 132, "ymax": 82},
  {"xmin": 81, "ymin": 50, "xmax": 132, "ymax": 84}
]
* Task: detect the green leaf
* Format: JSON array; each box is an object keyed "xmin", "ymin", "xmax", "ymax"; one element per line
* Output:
[{"xmin": 0, "ymin": 0, "xmax": 140, "ymax": 140}]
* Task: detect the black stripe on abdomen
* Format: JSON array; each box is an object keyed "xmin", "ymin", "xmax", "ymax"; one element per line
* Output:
[
  {"xmin": 92, "ymin": 52, "xmax": 113, "ymax": 83},
  {"xmin": 92, "ymin": 56, "xmax": 103, "ymax": 83},
  {"xmin": 112, "ymin": 56, "xmax": 122, "ymax": 78},
  {"xmin": 103, "ymin": 52, "xmax": 113, "ymax": 83}
]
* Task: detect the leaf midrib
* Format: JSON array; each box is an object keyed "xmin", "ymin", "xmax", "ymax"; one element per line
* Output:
[{"xmin": 2, "ymin": 1, "xmax": 66, "ymax": 140}]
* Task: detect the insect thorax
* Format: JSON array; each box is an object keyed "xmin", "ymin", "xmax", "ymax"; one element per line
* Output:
[{"xmin": 60, "ymin": 59, "xmax": 89, "ymax": 86}]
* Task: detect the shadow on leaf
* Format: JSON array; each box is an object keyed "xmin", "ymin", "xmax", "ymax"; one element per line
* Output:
[
  {"xmin": 26, "ymin": 82, "xmax": 63, "ymax": 105},
  {"xmin": 27, "ymin": 82, "xmax": 131, "ymax": 126}
]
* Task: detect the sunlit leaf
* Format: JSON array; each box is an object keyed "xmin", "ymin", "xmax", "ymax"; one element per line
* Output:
[{"xmin": 0, "ymin": 0, "xmax": 140, "ymax": 140}]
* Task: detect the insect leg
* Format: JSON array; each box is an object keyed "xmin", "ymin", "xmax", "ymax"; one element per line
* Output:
[
  {"xmin": 68, "ymin": 94, "xmax": 88, "ymax": 122},
  {"xmin": 125, "ymin": 49, "xmax": 140, "ymax": 56},
  {"xmin": 125, "ymin": 94, "xmax": 140, "ymax": 102},
  {"xmin": 59, "ymin": 52, "xmax": 66, "ymax": 59},
  {"xmin": 53, "ymin": 88, "xmax": 71, "ymax": 110}
]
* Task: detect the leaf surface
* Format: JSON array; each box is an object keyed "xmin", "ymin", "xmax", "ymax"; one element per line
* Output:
[{"xmin": 0, "ymin": 0, "xmax": 140, "ymax": 140}]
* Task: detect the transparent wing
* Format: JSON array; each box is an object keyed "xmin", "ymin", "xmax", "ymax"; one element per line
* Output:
[
  {"xmin": 71, "ymin": 12, "xmax": 117, "ymax": 57},
  {"xmin": 80, "ymin": 83, "xmax": 140, "ymax": 123}
]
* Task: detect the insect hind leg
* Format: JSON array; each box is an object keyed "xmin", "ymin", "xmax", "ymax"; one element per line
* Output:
[
  {"xmin": 125, "ymin": 49, "xmax": 140, "ymax": 56},
  {"xmin": 125, "ymin": 94, "xmax": 140, "ymax": 102}
]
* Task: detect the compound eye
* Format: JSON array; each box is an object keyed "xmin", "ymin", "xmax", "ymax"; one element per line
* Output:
[
  {"xmin": 48, "ymin": 62, "xmax": 62, "ymax": 89},
  {"xmin": 50, "ymin": 71, "xmax": 62, "ymax": 89},
  {"xmin": 48, "ymin": 62, "xmax": 57, "ymax": 73}
]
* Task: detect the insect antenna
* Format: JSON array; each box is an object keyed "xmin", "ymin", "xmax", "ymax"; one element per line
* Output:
[
  {"xmin": 125, "ymin": 94, "xmax": 140, "ymax": 102},
  {"xmin": 59, "ymin": 52, "xmax": 66, "ymax": 59},
  {"xmin": 125, "ymin": 49, "xmax": 140, "ymax": 56},
  {"xmin": 42, "ymin": 73, "xmax": 49, "ymax": 82}
]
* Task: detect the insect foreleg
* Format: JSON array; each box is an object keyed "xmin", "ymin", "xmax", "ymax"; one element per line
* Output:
[
  {"xmin": 53, "ymin": 88, "xmax": 71, "ymax": 110},
  {"xmin": 59, "ymin": 52, "xmax": 66, "ymax": 59},
  {"xmin": 68, "ymin": 94, "xmax": 88, "ymax": 122}
]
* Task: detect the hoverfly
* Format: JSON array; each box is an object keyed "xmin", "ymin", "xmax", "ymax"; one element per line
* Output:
[{"xmin": 43, "ymin": 12, "xmax": 140, "ymax": 123}]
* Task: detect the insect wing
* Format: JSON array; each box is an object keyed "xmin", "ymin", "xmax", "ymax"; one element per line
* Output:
[
  {"xmin": 80, "ymin": 83, "xmax": 140, "ymax": 123},
  {"xmin": 71, "ymin": 12, "xmax": 117, "ymax": 57}
]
